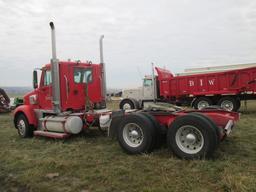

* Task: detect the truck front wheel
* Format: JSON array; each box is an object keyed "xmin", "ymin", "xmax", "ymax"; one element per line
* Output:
[
  {"xmin": 119, "ymin": 99, "xmax": 135, "ymax": 110},
  {"xmin": 167, "ymin": 114, "xmax": 217, "ymax": 159},
  {"xmin": 15, "ymin": 114, "xmax": 33, "ymax": 138}
]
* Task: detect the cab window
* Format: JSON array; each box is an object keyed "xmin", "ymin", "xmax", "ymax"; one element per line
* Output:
[
  {"xmin": 143, "ymin": 79, "xmax": 152, "ymax": 87},
  {"xmin": 74, "ymin": 68, "xmax": 92, "ymax": 83},
  {"xmin": 43, "ymin": 70, "xmax": 52, "ymax": 86}
]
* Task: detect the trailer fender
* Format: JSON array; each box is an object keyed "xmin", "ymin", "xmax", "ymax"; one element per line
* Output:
[
  {"xmin": 13, "ymin": 105, "xmax": 38, "ymax": 128},
  {"xmin": 108, "ymin": 110, "xmax": 125, "ymax": 139}
]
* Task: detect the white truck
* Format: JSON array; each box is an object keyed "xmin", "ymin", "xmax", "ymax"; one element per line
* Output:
[{"xmin": 120, "ymin": 75, "xmax": 157, "ymax": 110}]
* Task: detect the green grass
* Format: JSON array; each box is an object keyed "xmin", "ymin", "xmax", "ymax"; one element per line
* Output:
[{"xmin": 0, "ymin": 101, "xmax": 256, "ymax": 192}]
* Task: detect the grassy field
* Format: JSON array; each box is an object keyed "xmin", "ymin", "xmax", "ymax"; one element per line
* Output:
[{"xmin": 0, "ymin": 101, "xmax": 256, "ymax": 192}]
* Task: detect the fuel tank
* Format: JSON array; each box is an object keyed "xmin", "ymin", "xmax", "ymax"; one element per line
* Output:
[{"xmin": 41, "ymin": 115, "xmax": 83, "ymax": 134}]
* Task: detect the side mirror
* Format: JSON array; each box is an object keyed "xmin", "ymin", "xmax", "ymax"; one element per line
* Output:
[{"xmin": 33, "ymin": 70, "xmax": 38, "ymax": 89}]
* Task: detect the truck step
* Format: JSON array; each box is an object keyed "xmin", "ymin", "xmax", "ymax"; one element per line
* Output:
[{"xmin": 33, "ymin": 130, "xmax": 70, "ymax": 139}]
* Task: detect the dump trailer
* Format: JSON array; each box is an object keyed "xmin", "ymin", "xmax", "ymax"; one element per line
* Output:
[
  {"xmin": 13, "ymin": 22, "xmax": 239, "ymax": 159},
  {"xmin": 120, "ymin": 64, "xmax": 256, "ymax": 111},
  {"xmin": 0, "ymin": 88, "xmax": 10, "ymax": 112}
]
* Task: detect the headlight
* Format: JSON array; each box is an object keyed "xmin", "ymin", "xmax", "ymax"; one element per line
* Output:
[{"xmin": 29, "ymin": 94, "xmax": 38, "ymax": 105}]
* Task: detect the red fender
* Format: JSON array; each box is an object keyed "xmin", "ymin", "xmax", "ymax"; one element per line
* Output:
[{"xmin": 13, "ymin": 105, "xmax": 38, "ymax": 127}]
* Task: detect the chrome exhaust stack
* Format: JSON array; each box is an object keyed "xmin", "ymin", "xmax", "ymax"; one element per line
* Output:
[
  {"xmin": 99, "ymin": 35, "xmax": 107, "ymax": 101},
  {"xmin": 49, "ymin": 22, "xmax": 61, "ymax": 114},
  {"xmin": 152, "ymin": 63, "xmax": 157, "ymax": 103}
]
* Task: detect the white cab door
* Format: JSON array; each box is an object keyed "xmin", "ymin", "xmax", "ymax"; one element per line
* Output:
[{"xmin": 142, "ymin": 79, "xmax": 154, "ymax": 100}]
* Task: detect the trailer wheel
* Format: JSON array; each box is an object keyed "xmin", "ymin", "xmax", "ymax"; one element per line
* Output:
[
  {"xmin": 167, "ymin": 114, "xmax": 217, "ymax": 159},
  {"xmin": 117, "ymin": 113, "xmax": 155, "ymax": 154},
  {"xmin": 15, "ymin": 114, "xmax": 33, "ymax": 138},
  {"xmin": 193, "ymin": 97, "xmax": 212, "ymax": 110},
  {"xmin": 119, "ymin": 99, "xmax": 135, "ymax": 110},
  {"xmin": 218, "ymin": 97, "xmax": 239, "ymax": 111}
]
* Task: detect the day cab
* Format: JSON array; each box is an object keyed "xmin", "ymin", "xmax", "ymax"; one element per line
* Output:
[{"xmin": 13, "ymin": 61, "xmax": 105, "ymax": 130}]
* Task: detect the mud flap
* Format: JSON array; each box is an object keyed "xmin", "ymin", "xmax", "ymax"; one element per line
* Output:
[{"xmin": 108, "ymin": 110, "xmax": 125, "ymax": 139}]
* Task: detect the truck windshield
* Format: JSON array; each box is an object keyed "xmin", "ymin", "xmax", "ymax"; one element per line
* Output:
[
  {"xmin": 74, "ymin": 68, "xmax": 92, "ymax": 83},
  {"xmin": 143, "ymin": 79, "xmax": 152, "ymax": 87}
]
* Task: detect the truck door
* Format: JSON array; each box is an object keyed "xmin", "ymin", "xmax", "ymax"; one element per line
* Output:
[
  {"xmin": 38, "ymin": 69, "xmax": 52, "ymax": 110},
  {"xmin": 66, "ymin": 67, "xmax": 92, "ymax": 110},
  {"xmin": 142, "ymin": 79, "xmax": 154, "ymax": 100}
]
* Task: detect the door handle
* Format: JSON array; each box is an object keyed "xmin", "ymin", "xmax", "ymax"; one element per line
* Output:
[{"xmin": 64, "ymin": 75, "xmax": 69, "ymax": 100}]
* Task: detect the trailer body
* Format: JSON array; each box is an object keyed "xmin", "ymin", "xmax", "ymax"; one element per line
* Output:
[{"xmin": 156, "ymin": 65, "xmax": 256, "ymax": 110}]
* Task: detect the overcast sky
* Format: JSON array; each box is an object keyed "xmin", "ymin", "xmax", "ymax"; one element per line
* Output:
[{"xmin": 0, "ymin": 0, "xmax": 256, "ymax": 88}]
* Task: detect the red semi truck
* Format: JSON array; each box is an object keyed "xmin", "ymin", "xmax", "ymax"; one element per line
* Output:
[
  {"xmin": 13, "ymin": 22, "xmax": 239, "ymax": 159},
  {"xmin": 120, "ymin": 64, "xmax": 256, "ymax": 111}
]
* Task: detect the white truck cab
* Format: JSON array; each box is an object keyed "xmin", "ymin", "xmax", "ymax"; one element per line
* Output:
[{"xmin": 120, "ymin": 76, "xmax": 155, "ymax": 110}]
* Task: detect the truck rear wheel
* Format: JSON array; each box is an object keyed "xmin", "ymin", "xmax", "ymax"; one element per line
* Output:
[
  {"xmin": 117, "ymin": 113, "xmax": 155, "ymax": 154},
  {"xmin": 119, "ymin": 99, "xmax": 135, "ymax": 110},
  {"xmin": 193, "ymin": 97, "xmax": 212, "ymax": 110},
  {"xmin": 189, "ymin": 112, "xmax": 221, "ymax": 147},
  {"xmin": 139, "ymin": 112, "xmax": 164, "ymax": 149},
  {"xmin": 217, "ymin": 97, "xmax": 239, "ymax": 111},
  {"xmin": 15, "ymin": 114, "xmax": 33, "ymax": 138},
  {"xmin": 167, "ymin": 114, "xmax": 217, "ymax": 159}
]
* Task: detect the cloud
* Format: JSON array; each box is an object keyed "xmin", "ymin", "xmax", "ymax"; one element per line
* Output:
[{"xmin": 0, "ymin": 0, "xmax": 256, "ymax": 88}]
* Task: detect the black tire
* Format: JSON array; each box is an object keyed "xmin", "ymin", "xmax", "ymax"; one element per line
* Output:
[
  {"xmin": 139, "ymin": 112, "xmax": 165, "ymax": 149},
  {"xmin": 217, "ymin": 97, "xmax": 239, "ymax": 111},
  {"xmin": 193, "ymin": 97, "xmax": 213, "ymax": 110},
  {"xmin": 236, "ymin": 99, "xmax": 241, "ymax": 111},
  {"xmin": 167, "ymin": 114, "xmax": 217, "ymax": 159},
  {"xmin": 15, "ymin": 114, "xmax": 33, "ymax": 138},
  {"xmin": 131, "ymin": 98, "xmax": 140, "ymax": 109},
  {"xmin": 117, "ymin": 113, "xmax": 155, "ymax": 154},
  {"xmin": 119, "ymin": 99, "xmax": 135, "ymax": 110},
  {"xmin": 189, "ymin": 112, "xmax": 221, "ymax": 147}
]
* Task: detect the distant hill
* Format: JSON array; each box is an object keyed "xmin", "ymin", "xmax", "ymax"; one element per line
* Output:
[
  {"xmin": 1, "ymin": 87, "xmax": 32, "ymax": 97},
  {"xmin": 1, "ymin": 87, "xmax": 121, "ymax": 97}
]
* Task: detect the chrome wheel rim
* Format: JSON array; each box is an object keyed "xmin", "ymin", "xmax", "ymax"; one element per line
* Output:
[
  {"xmin": 123, "ymin": 123, "xmax": 144, "ymax": 147},
  {"xmin": 221, "ymin": 100, "xmax": 233, "ymax": 111},
  {"xmin": 17, "ymin": 119, "xmax": 26, "ymax": 136},
  {"xmin": 197, "ymin": 100, "xmax": 210, "ymax": 110},
  {"xmin": 123, "ymin": 103, "xmax": 132, "ymax": 110},
  {"xmin": 175, "ymin": 125, "xmax": 204, "ymax": 154}
]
